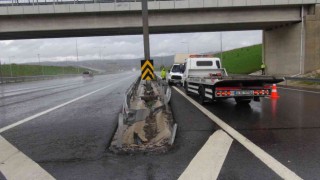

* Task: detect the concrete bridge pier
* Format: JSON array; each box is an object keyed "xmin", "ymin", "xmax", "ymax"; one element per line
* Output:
[{"xmin": 264, "ymin": 5, "xmax": 320, "ymax": 76}]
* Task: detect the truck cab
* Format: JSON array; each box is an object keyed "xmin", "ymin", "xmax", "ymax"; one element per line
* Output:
[
  {"xmin": 182, "ymin": 55, "xmax": 223, "ymax": 85},
  {"xmin": 167, "ymin": 64, "xmax": 184, "ymax": 85}
]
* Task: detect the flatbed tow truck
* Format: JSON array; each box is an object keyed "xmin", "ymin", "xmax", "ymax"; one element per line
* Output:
[{"xmin": 182, "ymin": 55, "xmax": 284, "ymax": 104}]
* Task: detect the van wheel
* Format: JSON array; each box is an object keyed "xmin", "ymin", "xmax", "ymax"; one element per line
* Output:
[{"xmin": 198, "ymin": 86, "xmax": 206, "ymax": 105}]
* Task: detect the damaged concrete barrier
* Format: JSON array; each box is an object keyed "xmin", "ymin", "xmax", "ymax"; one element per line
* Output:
[{"xmin": 110, "ymin": 76, "xmax": 176, "ymax": 154}]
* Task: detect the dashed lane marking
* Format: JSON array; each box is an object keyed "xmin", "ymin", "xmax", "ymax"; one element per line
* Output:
[
  {"xmin": 0, "ymin": 75, "xmax": 136, "ymax": 134},
  {"xmin": 179, "ymin": 130, "xmax": 233, "ymax": 180},
  {"xmin": 0, "ymin": 136, "xmax": 55, "ymax": 180},
  {"xmin": 173, "ymin": 86, "xmax": 302, "ymax": 180},
  {"xmin": 0, "ymin": 75, "xmax": 136, "ymax": 180}
]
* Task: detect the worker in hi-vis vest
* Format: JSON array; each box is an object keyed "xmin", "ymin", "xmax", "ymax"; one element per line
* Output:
[
  {"xmin": 261, "ymin": 63, "xmax": 266, "ymax": 75},
  {"xmin": 161, "ymin": 67, "xmax": 166, "ymax": 80}
]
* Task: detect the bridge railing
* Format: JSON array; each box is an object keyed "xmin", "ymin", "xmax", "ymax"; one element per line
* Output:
[
  {"xmin": 1, "ymin": 0, "xmax": 318, "ymax": 8},
  {"xmin": 0, "ymin": 0, "xmax": 169, "ymax": 6}
]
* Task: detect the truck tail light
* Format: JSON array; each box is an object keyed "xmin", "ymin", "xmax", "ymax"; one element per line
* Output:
[
  {"xmin": 227, "ymin": 91, "xmax": 231, "ymax": 96},
  {"xmin": 254, "ymin": 90, "xmax": 259, "ymax": 95},
  {"xmin": 221, "ymin": 91, "xmax": 226, "ymax": 96},
  {"xmin": 216, "ymin": 91, "xmax": 221, "ymax": 96},
  {"xmin": 259, "ymin": 90, "xmax": 264, "ymax": 95}
]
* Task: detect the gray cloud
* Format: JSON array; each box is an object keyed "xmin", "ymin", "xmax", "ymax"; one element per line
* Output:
[{"xmin": 0, "ymin": 30, "xmax": 261, "ymax": 64}]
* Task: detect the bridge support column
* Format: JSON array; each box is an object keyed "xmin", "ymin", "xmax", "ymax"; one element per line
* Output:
[
  {"xmin": 304, "ymin": 4, "xmax": 320, "ymax": 74},
  {"xmin": 263, "ymin": 23, "xmax": 302, "ymax": 75},
  {"xmin": 263, "ymin": 5, "xmax": 320, "ymax": 76}
]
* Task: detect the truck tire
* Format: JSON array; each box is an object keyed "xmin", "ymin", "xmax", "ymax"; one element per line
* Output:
[
  {"xmin": 235, "ymin": 98, "xmax": 251, "ymax": 104},
  {"xmin": 198, "ymin": 86, "xmax": 206, "ymax": 105}
]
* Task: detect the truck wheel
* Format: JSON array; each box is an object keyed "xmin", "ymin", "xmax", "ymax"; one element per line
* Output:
[
  {"xmin": 198, "ymin": 86, "xmax": 206, "ymax": 105},
  {"xmin": 235, "ymin": 98, "xmax": 251, "ymax": 104}
]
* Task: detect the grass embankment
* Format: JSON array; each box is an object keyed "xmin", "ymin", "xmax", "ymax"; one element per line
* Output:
[
  {"xmin": 0, "ymin": 64, "xmax": 88, "ymax": 77},
  {"xmin": 215, "ymin": 44, "xmax": 262, "ymax": 74}
]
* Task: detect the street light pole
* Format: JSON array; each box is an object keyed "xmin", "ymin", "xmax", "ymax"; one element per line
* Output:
[
  {"xmin": 76, "ymin": 39, "xmax": 80, "ymax": 73},
  {"xmin": 141, "ymin": 0, "xmax": 151, "ymax": 90},
  {"xmin": 38, "ymin": 54, "xmax": 44, "ymax": 76},
  {"xmin": 0, "ymin": 60, "xmax": 3, "ymax": 84},
  {"xmin": 181, "ymin": 42, "xmax": 190, "ymax": 54},
  {"xmin": 8, "ymin": 57, "xmax": 13, "ymax": 77},
  {"xmin": 220, "ymin": 32, "xmax": 223, "ymax": 61},
  {"xmin": 142, "ymin": 0, "xmax": 150, "ymax": 60}
]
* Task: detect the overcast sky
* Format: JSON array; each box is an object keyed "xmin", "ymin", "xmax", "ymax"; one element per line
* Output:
[{"xmin": 0, "ymin": 30, "xmax": 262, "ymax": 64}]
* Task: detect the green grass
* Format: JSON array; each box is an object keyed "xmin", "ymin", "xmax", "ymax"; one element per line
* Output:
[
  {"xmin": 215, "ymin": 44, "xmax": 262, "ymax": 74},
  {"xmin": 0, "ymin": 64, "xmax": 89, "ymax": 77}
]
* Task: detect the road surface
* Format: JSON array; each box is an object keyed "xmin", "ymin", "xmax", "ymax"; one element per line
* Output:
[{"xmin": 0, "ymin": 74, "xmax": 319, "ymax": 179}]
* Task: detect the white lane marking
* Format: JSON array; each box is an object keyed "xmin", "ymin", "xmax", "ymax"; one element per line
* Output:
[
  {"xmin": 0, "ymin": 75, "xmax": 136, "ymax": 134},
  {"xmin": 0, "ymin": 136, "xmax": 55, "ymax": 180},
  {"xmin": 1, "ymin": 73, "xmax": 121, "ymax": 94},
  {"xmin": 278, "ymin": 87, "xmax": 320, "ymax": 94},
  {"xmin": 2, "ymin": 82, "xmax": 79, "ymax": 94},
  {"xmin": 0, "ymin": 82, "xmax": 82, "ymax": 99},
  {"xmin": 174, "ymin": 87, "xmax": 303, "ymax": 180},
  {"xmin": 179, "ymin": 130, "xmax": 233, "ymax": 180}
]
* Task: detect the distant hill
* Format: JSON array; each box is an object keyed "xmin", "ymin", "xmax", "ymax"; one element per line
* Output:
[
  {"xmin": 26, "ymin": 55, "xmax": 175, "ymax": 73},
  {"xmin": 23, "ymin": 44, "xmax": 262, "ymax": 74}
]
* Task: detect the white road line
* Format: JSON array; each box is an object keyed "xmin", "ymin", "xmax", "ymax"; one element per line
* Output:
[
  {"xmin": 173, "ymin": 87, "xmax": 303, "ymax": 180},
  {"xmin": 179, "ymin": 130, "xmax": 233, "ymax": 180},
  {"xmin": 278, "ymin": 87, "xmax": 320, "ymax": 94},
  {"xmin": 0, "ymin": 75, "xmax": 135, "ymax": 134},
  {"xmin": 0, "ymin": 136, "xmax": 55, "ymax": 180}
]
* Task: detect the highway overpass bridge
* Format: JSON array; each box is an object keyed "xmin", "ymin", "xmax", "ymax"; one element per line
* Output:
[{"xmin": 0, "ymin": 0, "xmax": 319, "ymax": 75}]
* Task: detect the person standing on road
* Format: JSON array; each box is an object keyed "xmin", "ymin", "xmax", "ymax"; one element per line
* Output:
[
  {"xmin": 261, "ymin": 63, "xmax": 266, "ymax": 75},
  {"xmin": 161, "ymin": 67, "xmax": 166, "ymax": 80}
]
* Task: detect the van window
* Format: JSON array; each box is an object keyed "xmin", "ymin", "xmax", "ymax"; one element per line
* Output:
[
  {"xmin": 196, "ymin": 61, "xmax": 213, "ymax": 66},
  {"xmin": 171, "ymin": 65, "xmax": 181, "ymax": 72},
  {"xmin": 216, "ymin": 61, "xmax": 221, "ymax": 68}
]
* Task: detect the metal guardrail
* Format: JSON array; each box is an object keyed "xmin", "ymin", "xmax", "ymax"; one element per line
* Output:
[
  {"xmin": 284, "ymin": 77, "xmax": 320, "ymax": 83},
  {"xmin": 121, "ymin": 75, "xmax": 171, "ymax": 124},
  {"xmin": 0, "ymin": 0, "xmax": 170, "ymax": 6},
  {"xmin": 1, "ymin": 0, "xmax": 318, "ymax": 7},
  {"xmin": 0, "ymin": 74, "xmax": 80, "ymax": 84},
  {"xmin": 122, "ymin": 75, "xmax": 140, "ymax": 119}
]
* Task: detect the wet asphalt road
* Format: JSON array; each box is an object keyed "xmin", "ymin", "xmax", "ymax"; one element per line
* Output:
[
  {"xmin": 0, "ymin": 73, "xmax": 217, "ymax": 179},
  {"xmin": 1, "ymin": 74, "xmax": 320, "ymax": 179}
]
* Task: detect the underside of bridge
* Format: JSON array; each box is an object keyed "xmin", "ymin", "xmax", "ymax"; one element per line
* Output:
[{"xmin": 0, "ymin": 3, "xmax": 319, "ymax": 75}]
